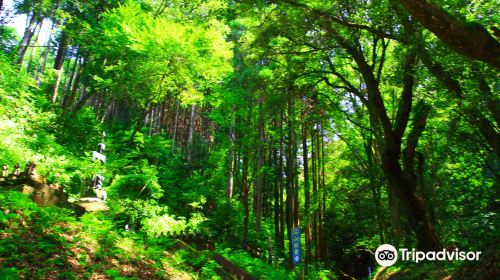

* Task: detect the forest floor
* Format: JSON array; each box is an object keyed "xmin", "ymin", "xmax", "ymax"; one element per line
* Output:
[
  {"xmin": 1, "ymin": 187, "xmax": 497, "ymax": 280},
  {"xmin": 0, "ymin": 188, "xmax": 268, "ymax": 279},
  {"xmin": 0, "ymin": 190, "xmax": 204, "ymax": 279}
]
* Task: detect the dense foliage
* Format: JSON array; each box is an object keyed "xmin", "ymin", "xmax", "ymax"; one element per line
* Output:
[{"xmin": 0, "ymin": 0, "xmax": 498, "ymax": 279}]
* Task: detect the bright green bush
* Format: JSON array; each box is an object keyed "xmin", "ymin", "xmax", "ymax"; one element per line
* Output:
[{"xmin": 218, "ymin": 248, "xmax": 296, "ymax": 280}]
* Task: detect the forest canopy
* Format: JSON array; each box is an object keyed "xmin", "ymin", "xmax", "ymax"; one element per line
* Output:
[{"xmin": 0, "ymin": 0, "xmax": 498, "ymax": 279}]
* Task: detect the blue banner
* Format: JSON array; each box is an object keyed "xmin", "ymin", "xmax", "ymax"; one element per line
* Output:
[{"xmin": 291, "ymin": 227, "xmax": 301, "ymax": 264}]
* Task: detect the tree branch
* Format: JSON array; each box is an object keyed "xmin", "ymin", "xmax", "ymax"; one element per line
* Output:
[
  {"xmin": 403, "ymin": 101, "xmax": 431, "ymax": 177},
  {"xmin": 394, "ymin": 48, "xmax": 418, "ymax": 140},
  {"xmin": 395, "ymin": 0, "xmax": 500, "ymax": 68},
  {"xmin": 277, "ymin": 0, "xmax": 401, "ymax": 41}
]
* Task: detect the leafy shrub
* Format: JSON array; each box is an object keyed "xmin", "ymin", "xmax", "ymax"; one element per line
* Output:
[
  {"xmin": 55, "ymin": 107, "xmax": 103, "ymax": 155},
  {"xmin": 142, "ymin": 214, "xmax": 188, "ymax": 237},
  {"xmin": 109, "ymin": 172, "xmax": 163, "ymax": 200},
  {"xmin": 218, "ymin": 248, "xmax": 295, "ymax": 280},
  {"xmin": 199, "ymin": 259, "xmax": 222, "ymax": 279}
]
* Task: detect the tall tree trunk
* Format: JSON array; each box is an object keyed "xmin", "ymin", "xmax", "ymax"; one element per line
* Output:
[
  {"xmin": 349, "ymin": 34, "xmax": 442, "ymax": 251},
  {"xmin": 242, "ymin": 151, "xmax": 250, "ymax": 244},
  {"xmin": 272, "ymin": 130, "xmax": 280, "ymax": 264},
  {"xmin": 389, "ymin": 188, "xmax": 403, "ymax": 247},
  {"xmin": 255, "ymin": 102, "xmax": 265, "ymax": 233},
  {"xmin": 62, "ymin": 58, "xmax": 84, "ymax": 115},
  {"xmin": 227, "ymin": 117, "xmax": 236, "ymax": 199},
  {"xmin": 293, "ymin": 140, "xmax": 300, "ymax": 228},
  {"xmin": 427, "ymin": 130, "xmax": 438, "ymax": 224},
  {"xmin": 264, "ymin": 145, "xmax": 273, "ymax": 219},
  {"xmin": 147, "ymin": 106, "xmax": 154, "ymax": 136},
  {"xmin": 51, "ymin": 32, "xmax": 69, "ymax": 103},
  {"xmin": 25, "ymin": 21, "xmax": 42, "ymax": 73},
  {"xmin": 53, "ymin": 31, "xmax": 68, "ymax": 70},
  {"xmin": 158, "ymin": 102, "xmax": 165, "ymax": 134},
  {"xmin": 285, "ymin": 94, "xmax": 296, "ymax": 268},
  {"xmin": 187, "ymin": 104, "xmax": 196, "ymax": 164},
  {"xmin": 73, "ymin": 90, "xmax": 96, "ymax": 114},
  {"xmin": 171, "ymin": 100, "xmax": 181, "ymax": 153},
  {"xmin": 164, "ymin": 98, "xmax": 172, "ymax": 134},
  {"xmin": 311, "ymin": 126, "xmax": 319, "ymax": 262},
  {"xmin": 61, "ymin": 58, "xmax": 79, "ymax": 105},
  {"xmin": 17, "ymin": 12, "xmax": 38, "ymax": 65},
  {"xmin": 319, "ymin": 126, "xmax": 327, "ymax": 261},
  {"xmin": 365, "ymin": 130, "xmax": 385, "ymax": 244},
  {"xmin": 35, "ymin": 22, "xmax": 56, "ymax": 85},
  {"xmin": 181, "ymin": 107, "xmax": 188, "ymax": 148},
  {"xmin": 302, "ymin": 120, "xmax": 312, "ymax": 265},
  {"xmin": 316, "ymin": 125, "xmax": 325, "ymax": 261},
  {"xmin": 381, "ymin": 144, "xmax": 442, "ymax": 251},
  {"xmin": 278, "ymin": 109, "xmax": 286, "ymax": 259}
]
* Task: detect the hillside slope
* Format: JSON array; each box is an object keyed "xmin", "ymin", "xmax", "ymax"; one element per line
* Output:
[{"xmin": 0, "ymin": 190, "xmax": 196, "ymax": 279}]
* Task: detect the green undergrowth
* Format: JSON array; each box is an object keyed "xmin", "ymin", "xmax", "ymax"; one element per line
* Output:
[
  {"xmin": 216, "ymin": 247, "xmax": 297, "ymax": 280},
  {"xmin": 0, "ymin": 190, "xmax": 196, "ymax": 279},
  {"xmin": 214, "ymin": 244, "xmax": 336, "ymax": 279},
  {"xmin": 0, "ymin": 55, "xmax": 101, "ymax": 196}
]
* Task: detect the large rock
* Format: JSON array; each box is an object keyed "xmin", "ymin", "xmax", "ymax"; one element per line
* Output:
[
  {"xmin": 77, "ymin": 198, "xmax": 109, "ymax": 212},
  {"xmin": 29, "ymin": 177, "xmax": 68, "ymax": 207}
]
